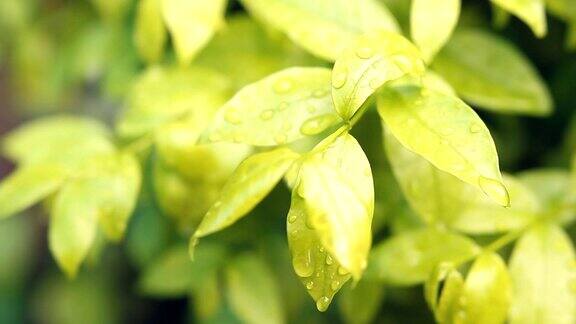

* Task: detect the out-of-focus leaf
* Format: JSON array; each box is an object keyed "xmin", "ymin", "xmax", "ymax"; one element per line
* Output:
[
  {"xmin": 201, "ymin": 67, "xmax": 342, "ymax": 146},
  {"xmin": 161, "ymin": 0, "xmax": 227, "ymax": 65},
  {"xmin": 331, "ymin": 31, "xmax": 425, "ymax": 120},
  {"xmin": 91, "ymin": 0, "xmax": 132, "ymax": 22},
  {"xmin": 433, "ymin": 29, "xmax": 552, "ymax": 115},
  {"xmin": 365, "ymin": 228, "xmax": 480, "ymax": 285},
  {"xmin": 435, "ymin": 269, "xmax": 465, "ymax": 323},
  {"xmin": 458, "ymin": 253, "xmax": 512, "ymax": 324},
  {"xmin": 134, "ymin": 0, "xmax": 166, "ymax": 64},
  {"xmin": 0, "ymin": 165, "xmax": 66, "ymax": 219},
  {"xmin": 410, "ymin": 0, "xmax": 460, "ymax": 62},
  {"xmin": 385, "ymin": 132, "xmax": 540, "ymax": 232},
  {"xmin": 546, "ymin": 0, "xmax": 576, "ymax": 21},
  {"xmin": 491, "ymin": 0, "xmax": 547, "ymax": 37},
  {"xmin": 0, "ymin": 215, "xmax": 34, "ymax": 290},
  {"xmin": 117, "ymin": 66, "xmax": 230, "ymax": 139},
  {"xmin": 192, "ymin": 271, "xmax": 221, "ymax": 320},
  {"xmin": 48, "ymin": 179, "xmax": 102, "ymax": 278},
  {"xmin": 287, "ymin": 193, "xmax": 350, "ymax": 312},
  {"xmin": 378, "ymin": 83, "xmax": 509, "ymax": 206},
  {"xmin": 509, "ymin": 223, "xmax": 576, "ymax": 324},
  {"xmin": 225, "ymin": 254, "xmax": 284, "ymax": 324},
  {"xmin": 194, "ymin": 148, "xmax": 299, "ymax": 238},
  {"xmin": 338, "ymin": 279, "xmax": 385, "ymax": 324},
  {"xmin": 240, "ymin": 0, "xmax": 399, "ymax": 60},
  {"xmin": 298, "ymin": 133, "xmax": 374, "ymax": 278},
  {"xmin": 139, "ymin": 243, "xmax": 226, "ymax": 297}
]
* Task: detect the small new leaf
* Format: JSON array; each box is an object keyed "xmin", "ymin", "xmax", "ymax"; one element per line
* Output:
[
  {"xmin": 378, "ymin": 83, "xmax": 509, "ymax": 206},
  {"xmin": 332, "ymin": 31, "xmax": 425, "ymax": 120},
  {"xmin": 202, "ymin": 67, "xmax": 342, "ymax": 146},
  {"xmin": 297, "ymin": 133, "xmax": 374, "ymax": 279},
  {"xmin": 194, "ymin": 147, "xmax": 299, "ymax": 238}
]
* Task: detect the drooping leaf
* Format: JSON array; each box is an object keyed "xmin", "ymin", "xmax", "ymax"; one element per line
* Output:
[
  {"xmin": 194, "ymin": 148, "xmax": 299, "ymax": 238},
  {"xmin": 297, "ymin": 133, "xmax": 374, "ymax": 278},
  {"xmin": 410, "ymin": 0, "xmax": 460, "ymax": 62},
  {"xmin": 201, "ymin": 67, "xmax": 342, "ymax": 146},
  {"xmin": 491, "ymin": 0, "xmax": 547, "ymax": 37},
  {"xmin": 48, "ymin": 179, "xmax": 102, "ymax": 278},
  {"xmin": 287, "ymin": 193, "xmax": 350, "ymax": 312},
  {"xmin": 240, "ymin": 0, "xmax": 399, "ymax": 60},
  {"xmin": 0, "ymin": 165, "xmax": 66, "ymax": 219},
  {"xmin": 134, "ymin": 0, "xmax": 166, "ymax": 64},
  {"xmin": 365, "ymin": 228, "xmax": 480, "ymax": 285},
  {"xmin": 161, "ymin": 0, "xmax": 227, "ymax": 65},
  {"xmin": 117, "ymin": 65, "xmax": 230, "ymax": 139},
  {"xmin": 433, "ymin": 29, "xmax": 552, "ymax": 115},
  {"xmin": 378, "ymin": 82, "xmax": 510, "ymax": 206},
  {"xmin": 225, "ymin": 254, "xmax": 285, "ymax": 324},
  {"xmin": 509, "ymin": 223, "xmax": 576, "ymax": 324},
  {"xmin": 458, "ymin": 253, "xmax": 512, "ymax": 324},
  {"xmin": 385, "ymin": 132, "xmax": 540, "ymax": 232},
  {"xmin": 338, "ymin": 279, "xmax": 385, "ymax": 324},
  {"xmin": 331, "ymin": 31, "xmax": 425, "ymax": 120}
]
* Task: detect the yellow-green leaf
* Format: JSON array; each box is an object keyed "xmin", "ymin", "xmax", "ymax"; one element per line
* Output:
[
  {"xmin": 0, "ymin": 165, "xmax": 66, "ymax": 219},
  {"xmin": 433, "ymin": 29, "xmax": 552, "ymax": 115},
  {"xmin": 410, "ymin": 0, "xmax": 460, "ymax": 62},
  {"xmin": 240, "ymin": 0, "xmax": 399, "ymax": 61},
  {"xmin": 287, "ymin": 193, "xmax": 351, "ymax": 312},
  {"xmin": 509, "ymin": 223, "xmax": 576, "ymax": 324},
  {"xmin": 134, "ymin": 0, "xmax": 166, "ymax": 64},
  {"xmin": 458, "ymin": 253, "xmax": 512, "ymax": 324},
  {"xmin": 338, "ymin": 279, "xmax": 385, "ymax": 324},
  {"xmin": 385, "ymin": 132, "xmax": 540, "ymax": 233},
  {"xmin": 201, "ymin": 67, "xmax": 342, "ymax": 146},
  {"xmin": 161, "ymin": 0, "xmax": 227, "ymax": 65},
  {"xmin": 194, "ymin": 148, "xmax": 299, "ymax": 238},
  {"xmin": 225, "ymin": 254, "xmax": 285, "ymax": 324},
  {"xmin": 491, "ymin": 0, "xmax": 547, "ymax": 37},
  {"xmin": 332, "ymin": 31, "xmax": 425, "ymax": 120},
  {"xmin": 378, "ymin": 83, "xmax": 509, "ymax": 206},
  {"xmin": 435, "ymin": 269, "xmax": 465, "ymax": 323},
  {"xmin": 365, "ymin": 228, "xmax": 480, "ymax": 285},
  {"xmin": 297, "ymin": 133, "xmax": 374, "ymax": 279}
]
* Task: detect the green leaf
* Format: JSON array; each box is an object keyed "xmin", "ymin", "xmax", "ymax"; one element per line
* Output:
[
  {"xmin": 433, "ymin": 29, "xmax": 552, "ymax": 115},
  {"xmin": 194, "ymin": 148, "xmax": 299, "ymax": 238},
  {"xmin": 385, "ymin": 132, "xmax": 540, "ymax": 232},
  {"xmin": 435, "ymin": 269, "xmax": 465, "ymax": 323},
  {"xmin": 139, "ymin": 243, "xmax": 226, "ymax": 297},
  {"xmin": 161, "ymin": 0, "xmax": 227, "ymax": 65},
  {"xmin": 491, "ymin": 0, "xmax": 547, "ymax": 37},
  {"xmin": 410, "ymin": 0, "xmax": 460, "ymax": 62},
  {"xmin": 338, "ymin": 279, "xmax": 385, "ymax": 324},
  {"xmin": 202, "ymin": 67, "xmax": 342, "ymax": 146},
  {"xmin": 331, "ymin": 31, "xmax": 425, "ymax": 120},
  {"xmin": 48, "ymin": 179, "xmax": 102, "ymax": 278},
  {"xmin": 424, "ymin": 262, "xmax": 454, "ymax": 313},
  {"xmin": 297, "ymin": 133, "xmax": 374, "ymax": 278},
  {"xmin": 509, "ymin": 223, "xmax": 576, "ymax": 324},
  {"xmin": 546, "ymin": 0, "xmax": 576, "ymax": 21},
  {"xmin": 240, "ymin": 0, "xmax": 399, "ymax": 60},
  {"xmin": 458, "ymin": 253, "xmax": 512, "ymax": 324},
  {"xmin": 365, "ymin": 228, "xmax": 480, "ymax": 285},
  {"xmin": 225, "ymin": 254, "xmax": 284, "ymax": 324},
  {"xmin": 117, "ymin": 65, "xmax": 230, "ymax": 139},
  {"xmin": 0, "ymin": 165, "xmax": 66, "ymax": 219},
  {"xmin": 378, "ymin": 82, "xmax": 509, "ymax": 206},
  {"xmin": 91, "ymin": 0, "xmax": 132, "ymax": 22},
  {"xmin": 287, "ymin": 193, "xmax": 351, "ymax": 312},
  {"xmin": 134, "ymin": 0, "xmax": 166, "ymax": 64}
]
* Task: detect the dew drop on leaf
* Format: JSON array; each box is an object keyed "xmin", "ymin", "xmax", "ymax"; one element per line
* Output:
[
  {"xmin": 316, "ymin": 296, "xmax": 330, "ymax": 312},
  {"xmin": 469, "ymin": 123, "xmax": 481, "ymax": 133},
  {"xmin": 338, "ymin": 266, "xmax": 348, "ymax": 275},
  {"xmin": 330, "ymin": 281, "xmax": 340, "ymax": 290},
  {"xmin": 225, "ymin": 109, "xmax": 242, "ymax": 125},
  {"xmin": 288, "ymin": 214, "xmax": 297, "ymax": 223},
  {"xmin": 478, "ymin": 176, "xmax": 510, "ymax": 207},
  {"xmin": 300, "ymin": 114, "xmax": 336, "ymax": 136},
  {"xmin": 306, "ymin": 281, "xmax": 314, "ymax": 290},
  {"xmin": 273, "ymin": 78, "xmax": 294, "ymax": 94},
  {"xmin": 274, "ymin": 134, "xmax": 287, "ymax": 144},
  {"xmin": 277, "ymin": 102, "xmax": 289, "ymax": 111},
  {"xmin": 332, "ymin": 70, "xmax": 348, "ymax": 89},
  {"xmin": 326, "ymin": 255, "xmax": 333, "ymax": 265},
  {"xmin": 260, "ymin": 109, "xmax": 275, "ymax": 120},
  {"xmin": 293, "ymin": 252, "xmax": 315, "ymax": 278},
  {"xmin": 355, "ymin": 46, "xmax": 374, "ymax": 59}
]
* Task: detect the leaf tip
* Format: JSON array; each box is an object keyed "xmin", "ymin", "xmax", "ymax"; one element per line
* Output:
[{"xmin": 479, "ymin": 176, "xmax": 510, "ymax": 207}]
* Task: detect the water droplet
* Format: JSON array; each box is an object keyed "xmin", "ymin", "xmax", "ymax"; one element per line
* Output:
[
  {"xmin": 312, "ymin": 89, "xmax": 328, "ymax": 98},
  {"xmin": 274, "ymin": 134, "xmax": 287, "ymax": 144},
  {"xmin": 469, "ymin": 123, "xmax": 481, "ymax": 133},
  {"xmin": 306, "ymin": 281, "xmax": 315, "ymax": 290},
  {"xmin": 260, "ymin": 109, "xmax": 275, "ymax": 120},
  {"xmin": 307, "ymin": 105, "xmax": 317, "ymax": 113},
  {"xmin": 273, "ymin": 78, "xmax": 294, "ymax": 93},
  {"xmin": 225, "ymin": 109, "xmax": 242, "ymax": 125},
  {"xmin": 305, "ymin": 215, "xmax": 315, "ymax": 229},
  {"xmin": 326, "ymin": 255, "xmax": 333, "ymax": 265},
  {"xmin": 356, "ymin": 46, "xmax": 374, "ymax": 59},
  {"xmin": 368, "ymin": 77, "xmax": 381, "ymax": 90},
  {"xmin": 316, "ymin": 296, "xmax": 330, "ymax": 312},
  {"xmin": 330, "ymin": 281, "xmax": 340, "ymax": 290},
  {"xmin": 277, "ymin": 102, "xmax": 289, "ymax": 111},
  {"xmin": 337, "ymin": 267, "xmax": 348, "ymax": 275},
  {"xmin": 300, "ymin": 114, "xmax": 336, "ymax": 136},
  {"xmin": 213, "ymin": 200, "xmax": 222, "ymax": 208},
  {"xmin": 332, "ymin": 69, "xmax": 348, "ymax": 89},
  {"xmin": 288, "ymin": 214, "xmax": 297, "ymax": 223},
  {"xmin": 478, "ymin": 177, "xmax": 510, "ymax": 207},
  {"xmin": 293, "ymin": 251, "xmax": 314, "ymax": 277}
]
